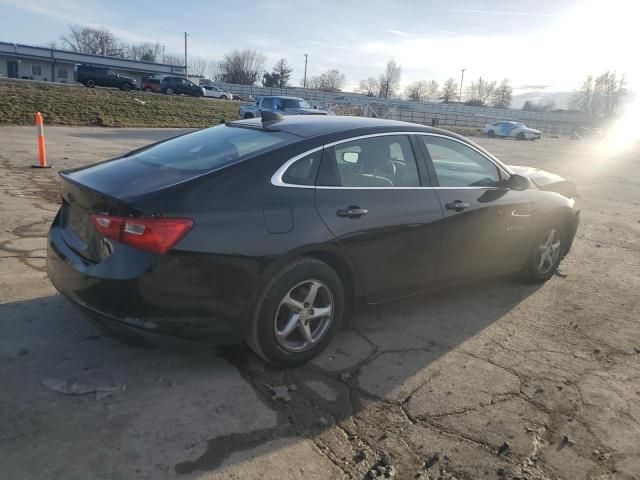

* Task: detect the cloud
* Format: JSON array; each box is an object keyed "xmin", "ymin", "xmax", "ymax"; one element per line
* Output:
[
  {"xmin": 386, "ymin": 30, "xmax": 409, "ymax": 37},
  {"xmin": 517, "ymin": 85, "xmax": 553, "ymax": 90},
  {"xmin": 430, "ymin": 8, "xmax": 558, "ymax": 17}
]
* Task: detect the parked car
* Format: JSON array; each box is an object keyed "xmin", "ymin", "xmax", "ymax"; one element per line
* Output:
[
  {"xmin": 203, "ymin": 85, "xmax": 233, "ymax": 99},
  {"xmin": 141, "ymin": 77, "xmax": 162, "ymax": 93},
  {"xmin": 483, "ymin": 121, "xmax": 542, "ymax": 140},
  {"xmin": 47, "ymin": 115, "xmax": 579, "ymax": 366},
  {"xmin": 160, "ymin": 76, "xmax": 205, "ymax": 97},
  {"xmin": 240, "ymin": 96, "xmax": 329, "ymax": 119},
  {"xmin": 74, "ymin": 64, "xmax": 137, "ymax": 91}
]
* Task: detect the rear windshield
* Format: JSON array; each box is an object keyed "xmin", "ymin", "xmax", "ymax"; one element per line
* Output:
[{"xmin": 128, "ymin": 125, "xmax": 296, "ymax": 173}]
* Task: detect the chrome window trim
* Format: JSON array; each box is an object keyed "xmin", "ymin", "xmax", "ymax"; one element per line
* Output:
[{"xmin": 270, "ymin": 131, "xmax": 511, "ymax": 189}]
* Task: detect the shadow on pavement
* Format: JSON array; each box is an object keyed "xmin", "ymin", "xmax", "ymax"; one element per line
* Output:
[{"xmin": 0, "ymin": 272, "xmax": 543, "ymax": 478}]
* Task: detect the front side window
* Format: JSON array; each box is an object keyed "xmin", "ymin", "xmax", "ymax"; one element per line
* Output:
[
  {"xmin": 282, "ymin": 152, "xmax": 320, "ymax": 186},
  {"xmin": 420, "ymin": 136, "xmax": 501, "ymax": 188},
  {"xmin": 107, "ymin": 69, "xmax": 118, "ymax": 77},
  {"xmin": 326, "ymin": 135, "xmax": 421, "ymax": 187},
  {"xmin": 128, "ymin": 125, "xmax": 296, "ymax": 173},
  {"xmin": 261, "ymin": 98, "xmax": 274, "ymax": 109}
]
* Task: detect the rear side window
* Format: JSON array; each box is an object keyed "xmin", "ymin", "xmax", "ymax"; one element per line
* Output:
[
  {"xmin": 282, "ymin": 152, "xmax": 320, "ymax": 186},
  {"xmin": 129, "ymin": 125, "xmax": 295, "ymax": 173},
  {"xmin": 323, "ymin": 135, "xmax": 421, "ymax": 187}
]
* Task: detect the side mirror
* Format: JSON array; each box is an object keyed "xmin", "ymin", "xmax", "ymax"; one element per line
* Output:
[{"xmin": 507, "ymin": 173, "xmax": 530, "ymax": 191}]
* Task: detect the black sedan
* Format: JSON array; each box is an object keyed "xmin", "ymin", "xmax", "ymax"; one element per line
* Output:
[{"xmin": 47, "ymin": 114, "xmax": 580, "ymax": 366}]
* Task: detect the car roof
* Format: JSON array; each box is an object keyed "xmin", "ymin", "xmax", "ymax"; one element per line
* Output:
[{"xmin": 232, "ymin": 115, "xmax": 444, "ymax": 139}]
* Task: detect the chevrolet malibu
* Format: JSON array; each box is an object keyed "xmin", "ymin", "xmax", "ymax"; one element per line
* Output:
[{"xmin": 47, "ymin": 115, "xmax": 579, "ymax": 366}]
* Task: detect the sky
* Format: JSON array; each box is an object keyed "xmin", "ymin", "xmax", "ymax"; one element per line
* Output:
[{"xmin": 0, "ymin": 0, "xmax": 638, "ymax": 103}]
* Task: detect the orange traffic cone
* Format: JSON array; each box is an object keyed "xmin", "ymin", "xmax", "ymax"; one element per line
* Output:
[{"xmin": 32, "ymin": 112, "xmax": 51, "ymax": 169}]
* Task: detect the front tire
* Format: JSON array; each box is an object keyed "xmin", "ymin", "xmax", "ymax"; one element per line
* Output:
[
  {"xmin": 522, "ymin": 223, "xmax": 564, "ymax": 283},
  {"xmin": 487, "ymin": 130, "xmax": 495, "ymax": 138},
  {"xmin": 516, "ymin": 132, "xmax": 526, "ymax": 140},
  {"xmin": 121, "ymin": 83, "xmax": 132, "ymax": 91},
  {"xmin": 165, "ymin": 87, "xmax": 174, "ymax": 95},
  {"xmin": 246, "ymin": 257, "xmax": 345, "ymax": 367},
  {"xmin": 84, "ymin": 79, "xmax": 96, "ymax": 88}
]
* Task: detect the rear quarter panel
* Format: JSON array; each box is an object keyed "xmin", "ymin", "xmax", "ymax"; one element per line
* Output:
[{"xmin": 131, "ymin": 141, "xmax": 352, "ymax": 326}]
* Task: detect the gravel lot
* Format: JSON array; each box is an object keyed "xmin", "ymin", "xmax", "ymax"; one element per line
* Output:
[{"xmin": 1, "ymin": 126, "xmax": 639, "ymax": 480}]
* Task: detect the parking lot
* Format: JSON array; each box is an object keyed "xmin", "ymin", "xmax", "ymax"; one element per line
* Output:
[{"xmin": 1, "ymin": 126, "xmax": 639, "ymax": 479}]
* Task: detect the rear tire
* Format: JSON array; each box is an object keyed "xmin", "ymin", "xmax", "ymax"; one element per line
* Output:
[
  {"xmin": 246, "ymin": 257, "xmax": 345, "ymax": 367},
  {"xmin": 84, "ymin": 79, "xmax": 96, "ymax": 88},
  {"xmin": 165, "ymin": 87, "xmax": 174, "ymax": 95},
  {"xmin": 487, "ymin": 130, "xmax": 495, "ymax": 138},
  {"xmin": 121, "ymin": 83, "xmax": 132, "ymax": 91},
  {"xmin": 522, "ymin": 222, "xmax": 565, "ymax": 283}
]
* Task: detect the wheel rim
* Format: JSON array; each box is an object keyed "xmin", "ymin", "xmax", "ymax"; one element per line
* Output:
[
  {"xmin": 167, "ymin": 88, "xmax": 173, "ymax": 95},
  {"xmin": 536, "ymin": 229, "xmax": 561, "ymax": 275},
  {"xmin": 274, "ymin": 279, "xmax": 334, "ymax": 353}
]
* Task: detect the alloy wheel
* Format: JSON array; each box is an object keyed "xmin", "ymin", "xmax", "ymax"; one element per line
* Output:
[
  {"xmin": 536, "ymin": 229, "xmax": 561, "ymax": 275},
  {"xmin": 274, "ymin": 279, "xmax": 334, "ymax": 353}
]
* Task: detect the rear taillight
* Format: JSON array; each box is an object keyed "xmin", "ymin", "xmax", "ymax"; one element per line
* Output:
[{"xmin": 90, "ymin": 215, "xmax": 193, "ymax": 254}]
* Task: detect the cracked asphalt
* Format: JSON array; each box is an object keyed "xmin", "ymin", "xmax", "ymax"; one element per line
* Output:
[{"xmin": 1, "ymin": 126, "xmax": 639, "ymax": 480}]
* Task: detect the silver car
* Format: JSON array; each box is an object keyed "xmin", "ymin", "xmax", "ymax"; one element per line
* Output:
[{"xmin": 203, "ymin": 85, "xmax": 233, "ymax": 100}]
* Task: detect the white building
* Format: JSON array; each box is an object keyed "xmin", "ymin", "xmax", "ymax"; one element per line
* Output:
[{"xmin": 0, "ymin": 41, "xmax": 185, "ymax": 86}]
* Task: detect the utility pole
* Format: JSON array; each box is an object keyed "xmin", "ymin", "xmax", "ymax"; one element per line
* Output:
[
  {"xmin": 459, "ymin": 68, "xmax": 466, "ymax": 102},
  {"xmin": 184, "ymin": 32, "xmax": 188, "ymax": 78},
  {"xmin": 303, "ymin": 53, "xmax": 308, "ymax": 89}
]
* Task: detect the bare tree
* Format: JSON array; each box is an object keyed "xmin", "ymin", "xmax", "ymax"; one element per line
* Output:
[
  {"xmin": 188, "ymin": 56, "xmax": 208, "ymax": 77},
  {"xmin": 208, "ymin": 61, "xmax": 226, "ymax": 82},
  {"xmin": 569, "ymin": 76, "xmax": 594, "ymax": 114},
  {"xmin": 594, "ymin": 71, "xmax": 626, "ymax": 117},
  {"xmin": 307, "ymin": 69, "xmax": 346, "ymax": 92},
  {"xmin": 216, "ymin": 49, "xmax": 265, "ymax": 85},
  {"xmin": 465, "ymin": 77, "xmax": 497, "ymax": 105},
  {"xmin": 491, "ymin": 79, "xmax": 513, "ymax": 108},
  {"xmin": 405, "ymin": 81, "xmax": 427, "ymax": 101},
  {"xmin": 440, "ymin": 78, "xmax": 458, "ymax": 103},
  {"xmin": 424, "ymin": 80, "xmax": 439, "ymax": 101},
  {"xmin": 127, "ymin": 42, "xmax": 162, "ymax": 62},
  {"xmin": 358, "ymin": 77, "xmax": 379, "ymax": 97},
  {"xmin": 60, "ymin": 25, "xmax": 124, "ymax": 56},
  {"xmin": 378, "ymin": 60, "xmax": 401, "ymax": 98}
]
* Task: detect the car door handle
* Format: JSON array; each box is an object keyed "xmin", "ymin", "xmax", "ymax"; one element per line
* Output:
[
  {"xmin": 336, "ymin": 206, "xmax": 369, "ymax": 218},
  {"xmin": 445, "ymin": 201, "xmax": 470, "ymax": 212}
]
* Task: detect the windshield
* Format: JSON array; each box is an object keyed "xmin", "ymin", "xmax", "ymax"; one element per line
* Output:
[
  {"xmin": 282, "ymin": 99, "xmax": 311, "ymax": 109},
  {"xmin": 128, "ymin": 125, "xmax": 296, "ymax": 172}
]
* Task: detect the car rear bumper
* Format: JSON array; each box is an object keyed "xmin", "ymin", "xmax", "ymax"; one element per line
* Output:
[{"xmin": 47, "ymin": 211, "xmax": 245, "ymax": 346}]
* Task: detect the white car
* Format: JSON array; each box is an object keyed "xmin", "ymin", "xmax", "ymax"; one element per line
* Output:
[
  {"xmin": 483, "ymin": 121, "xmax": 542, "ymax": 140},
  {"xmin": 202, "ymin": 85, "xmax": 233, "ymax": 100}
]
